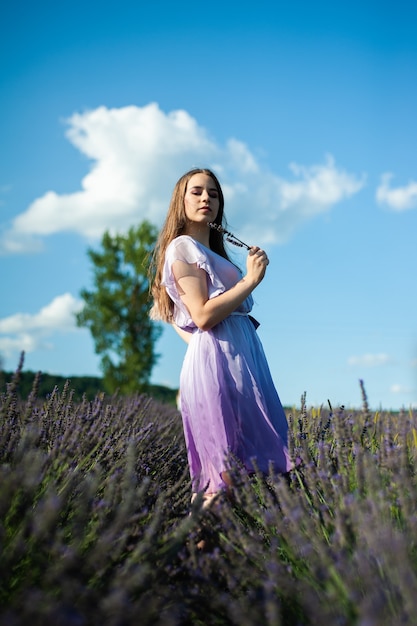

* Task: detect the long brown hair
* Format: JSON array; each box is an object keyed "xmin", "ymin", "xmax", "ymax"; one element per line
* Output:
[{"xmin": 149, "ymin": 168, "xmax": 231, "ymax": 322}]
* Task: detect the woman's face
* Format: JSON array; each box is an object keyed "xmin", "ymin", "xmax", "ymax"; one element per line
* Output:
[{"xmin": 184, "ymin": 173, "xmax": 220, "ymax": 226}]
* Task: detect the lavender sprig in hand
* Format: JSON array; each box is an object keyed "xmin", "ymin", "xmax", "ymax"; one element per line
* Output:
[{"xmin": 207, "ymin": 222, "xmax": 251, "ymax": 250}]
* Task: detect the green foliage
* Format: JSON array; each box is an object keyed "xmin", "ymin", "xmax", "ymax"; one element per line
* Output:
[
  {"xmin": 76, "ymin": 221, "xmax": 162, "ymax": 394},
  {"xmin": 1, "ymin": 367, "xmax": 417, "ymax": 625},
  {"xmin": 0, "ymin": 369, "xmax": 105, "ymax": 400},
  {"xmin": 0, "ymin": 369, "xmax": 179, "ymax": 405}
]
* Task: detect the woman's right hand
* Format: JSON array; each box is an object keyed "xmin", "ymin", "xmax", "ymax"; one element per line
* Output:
[{"xmin": 246, "ymin": 246, "xmax": 269, "ymax": 286}]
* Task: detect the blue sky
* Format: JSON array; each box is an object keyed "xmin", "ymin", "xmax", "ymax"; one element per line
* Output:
[{"xmin": 1, "ymin": 0, "xmax": 416, "ymax": 409}]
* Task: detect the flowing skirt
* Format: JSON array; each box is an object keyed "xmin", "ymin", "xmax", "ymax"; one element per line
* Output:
[{"xmin": 179, "ymin": 314, "xmax": 292, "ymax": 493}]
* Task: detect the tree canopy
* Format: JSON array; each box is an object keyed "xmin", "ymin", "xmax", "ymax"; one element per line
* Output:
[{"xmin": 76, "ymin": 221, "xmax": 161, "ymax": 394}]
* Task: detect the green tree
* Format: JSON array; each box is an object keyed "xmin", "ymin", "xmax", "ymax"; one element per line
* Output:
[{"xmin": 76, "ymin": 221, "xmax": 161, "ymax": 394}]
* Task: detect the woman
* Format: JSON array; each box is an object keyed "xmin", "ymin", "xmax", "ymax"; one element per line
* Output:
[{"xmin": 150, "ymin": 168, "xmax": 292, "ymax": 503}]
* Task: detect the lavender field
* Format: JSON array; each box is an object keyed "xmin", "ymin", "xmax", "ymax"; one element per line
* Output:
[{"xmin": 1, "ymin": 364, "xmax": 417, "ymax": 626}]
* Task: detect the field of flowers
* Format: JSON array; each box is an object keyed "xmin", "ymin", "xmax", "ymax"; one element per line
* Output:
[{"xmin": 1, "ymin": 361, "xmax": 417, "ymax": 626}]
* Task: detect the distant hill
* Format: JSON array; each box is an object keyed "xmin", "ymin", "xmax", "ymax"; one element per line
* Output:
[{"xmin": 0, "ymin": 370, "xmax": 179, "ymax": 406}]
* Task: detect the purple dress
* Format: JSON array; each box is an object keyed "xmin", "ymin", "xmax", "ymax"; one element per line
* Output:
[{"xmin": 163, "ymin": 235, "xmax": 292, "ymax": 494}]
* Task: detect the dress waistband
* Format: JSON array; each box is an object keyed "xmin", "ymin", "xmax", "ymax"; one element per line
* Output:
[{"xmin": 229, "ymin": 312, "xmax": 260, "ymax": 329}]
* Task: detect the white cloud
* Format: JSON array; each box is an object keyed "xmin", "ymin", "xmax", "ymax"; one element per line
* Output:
[
  {"xmin": 0, "ymin": 103, "xmax": 365, "ymax": 253},
  {"xmin": 376, "ymin": 173, "xmax": 417, "ymax": 211},
  {"xmin": 348, "ymin": 353, "xmax": 392, "ymax": 367},
  {"xmin": 0, "ymin": 294, "xmax": 83, "ymax": 358},
  {"xmin": 390, "ymin": 384, "xmax": 412, "ymax": 395}
]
